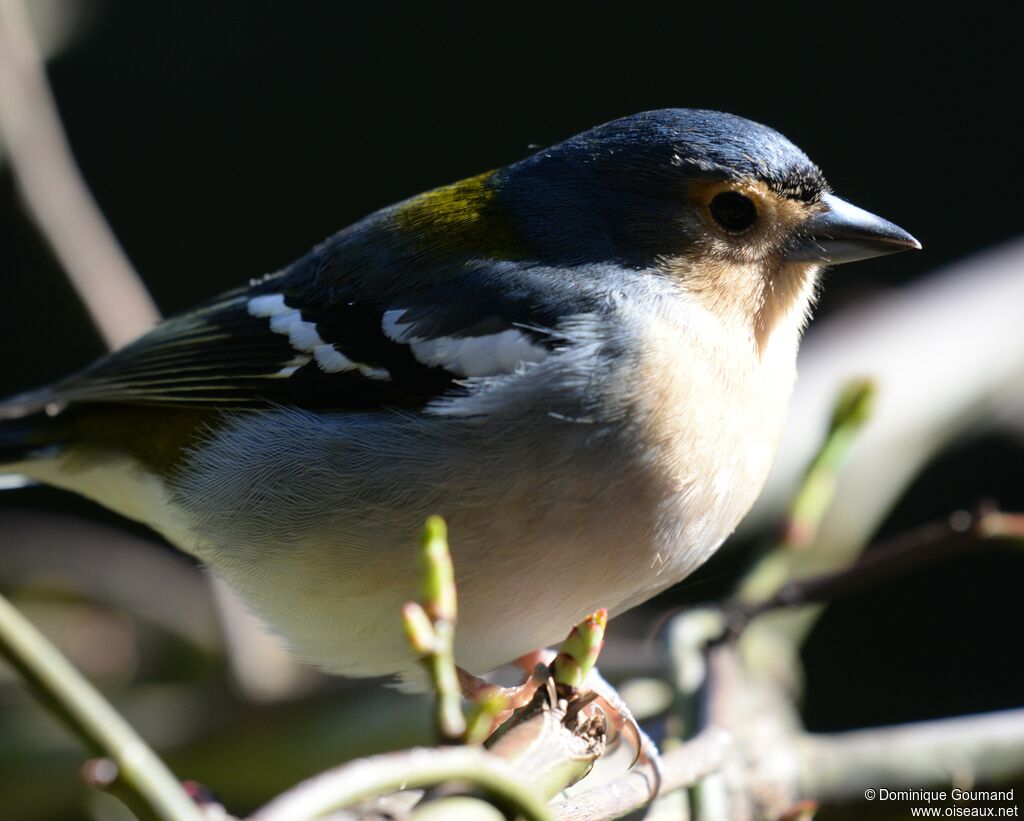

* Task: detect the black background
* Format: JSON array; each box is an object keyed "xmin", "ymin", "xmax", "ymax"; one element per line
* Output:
[{"xmin": 1, "ymin": 1, "xmax": 1021, "ymax": 739}]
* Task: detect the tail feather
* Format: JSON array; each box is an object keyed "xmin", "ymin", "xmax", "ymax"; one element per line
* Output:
[
  {"xmin": 0, "ymin": 387, "xmax": 60, "ymax": 421},
  {"xmin": 0, "ymin": 474, "xmax": 37, "ymax": 490},
  {"xmin": 0, "ymin": 389, "xmax": 63, "ymax": 467},
  {"xmin": 0, "ymin": 414, "xmax": 50, "ymax": 465}
]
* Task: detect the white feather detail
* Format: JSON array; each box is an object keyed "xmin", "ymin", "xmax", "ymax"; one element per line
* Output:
[
  {"xmin": 357, "ymin": 365, "xmax": 391, "ymax": 381},
  {"xmin": 381, "ymin": 308, "xmax": 547, "ymax": 376},
  {"xmin": 313, "ymin": 344, "xmax": 391, "ymax": 381},
  {"xmin": 269, "ymin": 309, "xmax": 301, "ymax": 334},
  {"xmin": 457, "ymin": 335, "xmax": 507, "ymax": 377},
  {"xmin": 403, "ymin": 329, "xmax": 548, "ymax": 377},
  {"xmin": 381, "ymin": 309, "xmax": 412, "ymax": 342},
  {"xmin": 274, "ymin": 354, "xmax": 311, "ymax": 377},
  {"xmin": 247, "ymin": 294, "xmax": 288, "ymax": 317},
  {"xmin": 250, "ymin": 295, "xmax": 391, "ymax": 381},
  {"xmin": 287, "ymin": 320, "xmax": 324, "ymax": 352},
  {"xmin": 314, "ymin": 344, "xmax": 356, "ymax": 373},
  {"xmin": 382, "ymin": 307, "xmax": 548, "ymax": 374},
  {"xmin": 267, "ymin": 303, "xmax": 547, "ymax": 380},
  {"xmin": 495, "ymin": 328, "xmax": 549, "ymax": 371}
]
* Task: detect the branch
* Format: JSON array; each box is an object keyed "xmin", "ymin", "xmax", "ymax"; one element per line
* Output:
[
  {"xmin": 488, "ymin": 703, "xmax": 604, "ymax": 800},
  {"xmin": 550, "ymin": 728, "xmax": 732, "ymax": 821},
  {"xmin": 246, "ymin": 746, "xmax": 554, "ymax": 821},
  {"xmin": 736, "ymin": 378, "xmax": 876, "ymax": 606},
  {"xmin": 392, "ymin": 522, "xmax": 609, "ymax": 817},
  {"xmin": 779, "ymin": 379, "xmax": 876, "ymax": 552},
  {"xmin": 0, "ymin": 589, "xmax": 203, "ymax": 821},
  {"xmin": 665, "ymin": 615, "xmax": 1024, "ymax": 817},
  {"xmin": 402, "ymin": 516, "xmax": 465, "ymax": 742},
  {"xmin": 0, "ymin": 0, "xmax": 306, "ymax": 702},
  {"xmin": 800, "ymin": 708, "xmax": 1024, "ymax": 801},
  {"xmin": 0, "ymin": 0, "xmax": 158, "ymax": 348},
  {"xmin": 729, "ymin": 506, "xmax": 1024, "ymax": 635}
]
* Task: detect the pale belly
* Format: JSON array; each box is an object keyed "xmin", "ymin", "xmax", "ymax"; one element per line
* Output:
[
  {"xmin": 168, "ymin": 394, "xmax": 783, "ymax": 681},
  {"xmin": 26, "ymin": 301, "xmax": 800, "ymax": 683}
]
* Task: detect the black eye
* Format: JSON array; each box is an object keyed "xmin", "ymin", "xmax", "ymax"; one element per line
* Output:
[{"xmin": 709, "ymin": 191, "xmax": 758, "ymax": 234}]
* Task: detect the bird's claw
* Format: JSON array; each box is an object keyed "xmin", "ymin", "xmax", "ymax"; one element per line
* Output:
[
  {"xmin": 459, "ymin": 652, "xmax": 661, "ymax": 783},
  {"xmin": 580, "ymin": 669, "xmax": 663, "ymax": 780},
  {"xmin": 456, "ymin": 662, "xmax": 550, "ymax": 730}
]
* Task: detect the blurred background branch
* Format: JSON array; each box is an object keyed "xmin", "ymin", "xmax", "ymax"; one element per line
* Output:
[
  {"xmin": 0, "ymin": 0, "xmax": 157, "ymax": 349},
  {"xmin": 0, "ymin": 587, "xmax": 203, "ymax": 820},
  {"xmin": 0, "ymin": 0, "xmax": 309, "ymax": 707}
]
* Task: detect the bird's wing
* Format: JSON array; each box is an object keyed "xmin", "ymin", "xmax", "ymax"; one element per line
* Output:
[{"xmin": 48, "ymin": 259, "xmax": 570, "ymax": 412}]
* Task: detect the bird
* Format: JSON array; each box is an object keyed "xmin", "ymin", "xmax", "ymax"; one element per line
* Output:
[{"xmin": 0, "ymin": 108, "xmax": 919, "ymax": 688}]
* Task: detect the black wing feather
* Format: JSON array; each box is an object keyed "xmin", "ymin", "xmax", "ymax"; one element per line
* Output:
[{"xmin": 49, "ymin": 259, "xmax": 568, "ymax": 412}]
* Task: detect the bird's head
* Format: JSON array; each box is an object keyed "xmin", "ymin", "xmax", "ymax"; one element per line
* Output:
[{"xmin": 393, "ymin": 109, "xmax": 920, "ymax": 350}]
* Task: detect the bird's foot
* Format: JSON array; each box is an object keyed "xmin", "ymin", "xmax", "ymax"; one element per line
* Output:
[
  {"xmin": 459, "ymin": 649, "xmax": 660, "ymax": 776},
  {"xmin": 456, "ymin": 655, "xmax": 551, "ymax": 731},
  {"xmin": 581, "ymin": 668, "xmax": 662, "ymax": 777}
]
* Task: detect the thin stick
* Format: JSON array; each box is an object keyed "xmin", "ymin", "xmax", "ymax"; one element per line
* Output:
[
  {"xmin": 736, "ymin": 379, "xmax": 875, "ymax": 605},
  {"xmin": 0, "ymin": 0, "xmax": 159, "ymax": 348},
  {"xmin": 402, "ymin": 516, "xmax": 466, "ymax": 742},
  {"xmin": 550, "ymin": 728, "xmax": 732, "ymax": 821},
  {"xmin": 0, "ymin": 591, "xmax": 203, "ymax": 821},
  {"xmin": 247, "ymin": 746, "xmax": 554, "ymax": 821},
  {"xmin": 801, "ymin": 708, "xmax": 1024, "ymax": 801},
  {"xmin": 729, "ymin": 507, "xmax": 1024, "ymax": 633}
]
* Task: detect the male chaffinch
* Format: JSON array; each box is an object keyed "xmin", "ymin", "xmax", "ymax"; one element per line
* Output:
[{"xmin": 0, "ymin": 109, "xmax": 918, "ymax": 685}]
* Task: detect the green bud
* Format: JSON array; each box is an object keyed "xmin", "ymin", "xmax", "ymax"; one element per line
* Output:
[
  {"xmin": 554, "ymin": 609, "xmax": 608, "ymax": 691},
  {"xmin": 828, "ymin": 378, "xmax": 876, "ymax": 434},
  {"xmin": 402, "ymin": 602, "xmax": 435, "ymax": 655},
  {"xmin": 419, "ymin": 516, "xmax": 457, "ymax": 623},
  {"xmin": 464, "ymin": 689, "xmax": 510, "ymax": 744}
]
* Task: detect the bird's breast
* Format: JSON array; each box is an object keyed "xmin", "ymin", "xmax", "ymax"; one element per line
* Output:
[{"xmin": 613, "ymin": 297, "xmax": 801, "ymax": 592}]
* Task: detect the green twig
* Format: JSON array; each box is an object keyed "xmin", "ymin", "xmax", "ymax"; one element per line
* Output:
[
  {"xmin": 728, "ymin": 506, "xmax": 1024, "ymax": 635},
  {"xmin": 247, "ymin": 746, "xmax": 554, "ymax": 821},
  {"xmin": 464, "ymin": 689, "xmax": 509, "ymax": 745},
  {"xmin": 550, "ymin": 728, "xmax": 732, "ymax": 821},
  {"xmin": 0, "ymin": 590, "xmax": 203, "ymax": 821},
  {"xmin": 782, "ymin": 378, "xmax": 875, "ymax": 551},
  {"xmin": 736, "ymin": 378, "xmax": 876, "ymax": 605},
  {"xmin": 402, "ymin": 516, "xmax": 466, "ymax": 742},
  {"xmin": 488, "ymin": 706, "xmax": 605, "ymax": 800}
]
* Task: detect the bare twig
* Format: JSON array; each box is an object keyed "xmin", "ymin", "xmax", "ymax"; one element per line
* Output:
[
  {"xmin": 736, "ymin": 378, "xmax": 876, "ymax": 606},
  {"xmin": 1, "ymin": 0, "xmax": 307, "ymax": 702},
  {"xmin": 779, "ymin": 378, "xmax": 876, "ymax": 552},
  {"xmin": 251, "ymin": 690, "xmax": 607, "ymax": 820},
  {"xmin": 697, "ymin": 642, "xmax": 804, "ymax": 820},
  {"xmin": 0, "ymin": 0, "xmax": 158, "ymax": 348},
  {"xmin": 728, "ymin": 506, "xmax": 1024, "ymax": 635},
  {"xmin": 0, "ymin": 589, "xmax": 203, "ymax": 821},
  {"xmin": 247, "ymin": 746, "xmax": 554, "ymax": 821},
  {"xmin": 800, "ymin": 708, "xmax": 1024, "ymax": 800},
  {"xmin": 489, "ymin": 702, "xmax": 605, "ymax": 799},
  {"xmin": 550, "ymin": 728, "xmax": 731, "ymax": 821},
  {"xmin": 664, "ymin": 605, "xmax": 1024, "ymax": 818}
]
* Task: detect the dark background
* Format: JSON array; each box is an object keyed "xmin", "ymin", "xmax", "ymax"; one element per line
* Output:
[
  {"xmin": 1, "ymin": 0, "xmax": 1021, "ymax": 810},
  {"xmin": 4, "ymin": 2, "xmax": 1020, "ymax": 394}
]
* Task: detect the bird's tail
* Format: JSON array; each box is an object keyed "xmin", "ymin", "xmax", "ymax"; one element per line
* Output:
[{"xmin": 0, "ymin": 389, "xmax": 64, "ymax": 471}]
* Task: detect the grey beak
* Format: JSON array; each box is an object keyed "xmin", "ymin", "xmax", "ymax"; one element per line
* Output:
[{"xmin": 785, "ymin": 193, "xmax": 921, "ymax": 264}]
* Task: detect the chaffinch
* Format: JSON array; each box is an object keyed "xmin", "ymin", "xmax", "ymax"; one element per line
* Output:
[{"xmin": 0, "ymin": 109, "xmax": 918, "ymax": 684}]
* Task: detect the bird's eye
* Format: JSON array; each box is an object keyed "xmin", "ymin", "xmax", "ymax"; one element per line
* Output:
[{"xmin": 709, "ymin": 191, "xmax": 758, "ymax": 234}]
